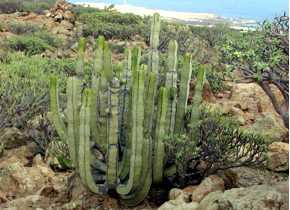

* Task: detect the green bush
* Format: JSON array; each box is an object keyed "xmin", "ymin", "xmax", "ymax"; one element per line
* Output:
[
  {"xmin": 192, "ymin": 64, "xmax": 230, "ymax": 93},
  {"xmin": 6, "ymin": 21, "xmax": 41, "ymax": 34},
  {"xmin": 0, "ymin": 0, "xmax": 56, "ymax": 14},
  {"xmin": 164, "ymin": 106, "xmax": 267, "ymax": 186},
  {"xmin": 6, "ymin": 35, "xmax": 50, "ymax": 55},
  {"xmin": 73, "ymin": 5, "xmax": 100, "ymax": 15},
  {"xmin": 0, "ymin": 53, "xmax": 76, "ymax": 129},
  {"xmin": 78, "ymin": 10, "xmax": 148, "ymax": 40}
]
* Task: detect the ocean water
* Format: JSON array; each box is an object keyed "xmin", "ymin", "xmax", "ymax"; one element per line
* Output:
[{"xmin": 69, "ymin": 0, "xmax": 288, "ymax": 21}]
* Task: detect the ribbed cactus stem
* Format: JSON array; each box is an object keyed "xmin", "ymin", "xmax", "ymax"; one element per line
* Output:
[
  {"xmin": 149, "ymin": 13, "xmax": 160, "ymax": 73},
  {"xmin": 94, "ymin": 36, "xmax": 105, "ymax": 75},
  {"xmin": 144, "ymin": 70, "xmax": 158, "ymax": 137},
  {"xmin": 175, "ymin": 53, "xmax": 192, "ymax": 134},
  {"xmin": 167, "ymin": 40, "xmax": 178, "ymax": 72},
  {"xmin": 90, "ymin": 76, "xmax": 99, "ymax": 144},
  {"xmin": 165, "ymin": 40, "xmax": 178, "ymax": 134},
  {"xmin": 118, "ymin": 49, "xmax": 132, "ymax": 180},
  {"xmin": 190, "ymin": 65, "xmax": 206, "ymax": 142},
  {"xmin": 49, "ymin": 76, "xmax": 66, "ymax": 142},
  {"xmin": 76, "ymin": 37, "xmax": 86, "ymax": 76},
  {"xmin": 153, "ymin": 87, "xmax": 169, "ymax": 184},
  {"xmin": 117, "ymin": 69, "xmax": 146, "ymax": 195},
  {"xmin": 66, "ymin": 77, "xmax": 82, "ymax": 168},
  {"xmin": 103, "ymin": 43, "xmax": 113, "ymax": 81},
  {"xmin": 131, "ymin": 47, "xmax": 141, "ymax": 74},
  {"xmin": 150, "ymin": 13, "xmax": 161, "ymax": 50},
  {"xmin": 79, "ymin": 89, "xmax": 105, "ymax": 193},
  {"xmin": 107, "ymin": 77, "xmax": 120, "ymax": 188},
  {"xmin": 121, "ymin": 138, "xmax": 152, "ymax": 206}
]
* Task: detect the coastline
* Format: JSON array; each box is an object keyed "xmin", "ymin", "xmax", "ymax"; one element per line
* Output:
[{"xmin": 75, "ymin": 2, "xmax": 258, "ymax": 30}]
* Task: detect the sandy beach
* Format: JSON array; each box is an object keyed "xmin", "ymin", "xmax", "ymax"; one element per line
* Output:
[
  {"xmin": 75, "ymin": 2, "xmax": 220, "ymax": 22},
  {"xmin": 74, "ymin": 2, "xmax": 257, "ymax": 29}
]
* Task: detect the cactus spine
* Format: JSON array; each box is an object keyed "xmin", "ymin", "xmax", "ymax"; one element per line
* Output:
[{"xmin": 49, "ymin": 13, "xmax": 206, "ymax": 207}]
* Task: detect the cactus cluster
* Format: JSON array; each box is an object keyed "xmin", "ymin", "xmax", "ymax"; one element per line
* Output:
[{"xmin": 49, "ymin": 13, "xmax": 206, "ymax": 206}]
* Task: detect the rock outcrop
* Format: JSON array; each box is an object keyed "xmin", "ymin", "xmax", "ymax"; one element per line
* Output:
[
  {"xmin": 46, "ymin": 0, "xmax": 76, "ymax": 23},
  {"xmin": 211, "ymin": 82, "xmax": 288, "ymax": 142}
]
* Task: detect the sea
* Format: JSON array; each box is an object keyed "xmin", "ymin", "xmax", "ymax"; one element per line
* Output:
[{"xmin": 68, "ymin": 0, "xmax": 288, "ymax": 22}]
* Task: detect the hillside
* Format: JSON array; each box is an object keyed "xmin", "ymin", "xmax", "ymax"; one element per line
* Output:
[{"xmin": 0, "ymin": 0, "xmax": 288, "ymax": 209}]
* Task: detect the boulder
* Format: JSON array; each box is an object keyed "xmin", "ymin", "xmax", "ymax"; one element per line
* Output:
[
  {"xmin": 248, "ymin": 113, "xmax": 288, "ymax": 143},
  {"xmin": 197, "ymin": 184, "xmax": 286, "ymax": 210},
  {"xmin": 191, "ymin": 175, "xmax": 224, "ymax": 203},
  {"xmin": 267, "ymin": 142, "xmax": 289, "ymax": 172}
]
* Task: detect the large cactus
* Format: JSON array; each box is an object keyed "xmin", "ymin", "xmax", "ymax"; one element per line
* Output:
[{"xmin": 49, "ymin": 13, "xmax": 206, "ymax": 207}]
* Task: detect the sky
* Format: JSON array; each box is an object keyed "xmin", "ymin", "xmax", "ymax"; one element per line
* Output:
[{"xmin": 69, "ymin": 0, "xmax": 289, "ymax": 21}]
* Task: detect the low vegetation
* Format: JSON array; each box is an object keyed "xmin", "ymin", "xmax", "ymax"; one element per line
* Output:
[
  {"xmin": 0, "ymin": 0, "xmax": 56, "ymax": 14},
  {"xmin": 164, "ymin": 106, "xmax": 267, "ymax": 187}
]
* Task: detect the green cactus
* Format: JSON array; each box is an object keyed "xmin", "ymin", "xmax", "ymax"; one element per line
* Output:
[
  {"xmin": 118, "ymin": 49, "xmax": 132, "ymax": 180},
  {"xmin": 79, "ymin": 89, "xmax": 104, "ymax": 193},
  {"xmin": 165, "ymin": 40, "xmax": 178, "ymax": 134},
  {"xmin": 153, "ymin": 87, "xmax": 169, "ymax": 183},
  {"xmin": 48, "ymin": 13, "xmax": 205, "ymax": 207},
  {"xmin": 107, "ymin": 78, "xmax": 120, "ymax": 188},
  {"xmin": 148, "ymin": 13, "xmax": 160, "ymax": 73},
  {"xmin": 189, "ymin": 65, "xmax": 206, "ymax": 142},
  {"xmin": 175, "ymin": 53, "xmax": 192, "ymax": 134},
  {"xmin": 117, "ymin": 68, "xmax": 146, "ymax": 195}
]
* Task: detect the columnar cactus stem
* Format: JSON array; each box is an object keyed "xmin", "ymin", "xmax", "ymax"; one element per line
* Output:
[
  {"xmin": 118, "ymin": 49, "xmax": 132, "ymax": 180},
  {"xmin": 190, "ymin": 65, "xmax": 206, "ymax": 141},
  {"xmin": 144, "ymin": 70, "xmax": 158, "ymax": 137},
  {"xmin": 117, "ymin": 69, "xmax": 146, "ymax": 195},
  {"xmin": 175, "ymin": 53, "xmax": 192, "ymax": 134},
  {"xmin": 165, "ymin": 40, "xmax": 178, "ymax": 134},
  {"xmin": 107, "ymin": 77, "xmax": 120, "ymax": 188},
  {"xmin": 79, "ymin": 89, "xmax": 106, "ymax": 193},
  {"xmin": 148, "ymin": 13, "xmax": 160, "ymax": 73},
  {"xmin": 49, "ymin": 76, "xmax": 66, "ymax": 142},
  {"xmin": 153, "ymin": 87, "xmax": 169, "ymax": 184},
  {"xmin": 76, "ymin": 37, "xmax": 86, "ymax": 76},
  {"xmin": 66, "ymin": 77, "xmax": 82, "ymax": 168},
  {"xmin": 121, "ymin": 139, "xmax": 152, "ymax": 206}
]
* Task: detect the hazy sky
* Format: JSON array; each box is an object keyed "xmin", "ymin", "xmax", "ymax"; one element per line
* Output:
[{"xmin": 70, "ymin": 0, "xmax": 289, "ymax": 21}]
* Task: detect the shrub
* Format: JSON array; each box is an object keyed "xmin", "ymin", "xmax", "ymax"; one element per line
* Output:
[
  {"xmin": 0, "ymin": 53, "xmax": 76, "ymax": 129},
  {"xmin": 6, "ymin": 35, "xmax": 50, "ymax": 55},
  {"xmin": 6, "ymin": 21, "xmax": 41, "ymax": 34},
  {"xmin": 33, "ymin": 31, "xmax": 62, "ymax": 48},
  {"xmin": 192, "ymin": 64, "xmax": 230, "ymax": 93},
  {"xmin": 0, "ymin": 0, "xmax": 21, "ymax": 13},
  {"xmin": 164, "ymin": 106, "xmax": 267, "ymax": 187},
  {"xmin": 73, "ymin": 5, "xmax": 100, "ymax": 15},
  {"xmin": 0, "ymin": 0, "xmax": 56, "ymax": 14},
  {"xmin": 78, "ymin": 10, "xmax": 148, "ymax": 40},
  {"xmin": 220, "ymin": 14, "xmax": 289, "ymax": 127}
]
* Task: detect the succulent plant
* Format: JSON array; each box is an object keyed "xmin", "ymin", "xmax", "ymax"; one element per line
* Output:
[{"xmin": 49, "ymin": 13, "xmax": 206, "ymax": 206}]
